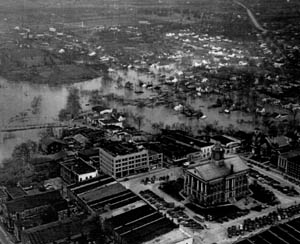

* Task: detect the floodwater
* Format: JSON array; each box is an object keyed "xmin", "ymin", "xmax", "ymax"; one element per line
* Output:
[{"xmin": 0, "ymin": 66, "xmax": 254, "ymax": 162}]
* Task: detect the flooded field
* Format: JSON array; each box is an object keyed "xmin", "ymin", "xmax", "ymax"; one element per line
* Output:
[
  {"xmin": 1, "ymin": 0, "xmax": 299, "ymax": 162},
  {"xmin": 0, "ymin": 63, "xmax": 256, "ymax": 162}
]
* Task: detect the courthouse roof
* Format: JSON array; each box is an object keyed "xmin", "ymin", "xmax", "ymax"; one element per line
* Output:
[{"xmin": 187, "ymin": 156, "xmax": 249, "ymax": 181}]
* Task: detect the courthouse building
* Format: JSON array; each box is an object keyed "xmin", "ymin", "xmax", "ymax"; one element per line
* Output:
[{"xmin": 183, "ymin": 144, "xmax": 249, "ymax": 206}]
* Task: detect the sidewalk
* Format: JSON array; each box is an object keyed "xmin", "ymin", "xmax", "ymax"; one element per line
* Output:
[{"xmin": 0, "ymin": 222, "xmax": 15, "ymax": 244}]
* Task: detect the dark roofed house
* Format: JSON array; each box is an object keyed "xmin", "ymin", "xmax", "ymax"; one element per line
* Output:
[
  {"xmin": 265, "ymin": 136, "xmax": 291, "ymax": 153},
  {"xmin": 40, "ymin": 137, "xmax": 66, "ymax": 154},
  {"xmin": 73, "ymin": 134, "xmax": 90, "ymax": 148},
  {"xmin": 2, "ymin": 190, "xmax": 65, "ymax": 241},
  {"xmin": 92, "ymin": 105, "xmax": 112, "ymax": 114}
]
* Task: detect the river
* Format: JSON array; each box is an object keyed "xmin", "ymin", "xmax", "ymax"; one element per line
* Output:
[{"xmin": 0, "ymin": 66, "xmax": 255, "ymax": 163}]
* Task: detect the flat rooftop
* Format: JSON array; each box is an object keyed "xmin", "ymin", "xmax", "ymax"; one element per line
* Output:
[
  {"xmin": 212, "ymin": 135, "xmax": 237, "ymax": 145},
  {"xmin": 78, "ymin": 148, "xmax": 99, "ymax": 158},
  {"xmin": 5, "ymin": 190, "xmax": 62, "ymax": 214},
  {"xmin": 100, "ymin": 141, "xmax": 144, "ymax": 156},
  {"xmin": 188, "ymin": 156, "xmax": 249, "ymax": 181},
  {"xmin": 22, "ymin": 217, "xmax": 84, "ymax": 244},
  {"xmin": 162, "ymin": 130, "xmax": 214, "ymax": 148},
  {"xmin": 61, "ymin": 158, "xmax": 96, "ymax": 175},
  {"xmin": 280, "ymin": 149, "xmax": 300, "ymax": 161},
  {"xmin": 143, "ymin": 229, "xmax": 191, "ymax": 244},
  {"xmin": 107, "ymin": 205, "xmax": 178, "ymax": 244},
  {"xmin": 153, "ymin": 137, "xmax": 199, "ymax": 158},
  {"xmin": 236, "ymin": 217, "xmax": 300, "ymax": 244},
  {"xmin": 81, "ymin": 182, "xmax": 127, "ymax": 203},
  {"xmin": 5, "ymin": 186, "xmax": 27, "ymax": 199},
  {"xmin": 148, "ymin": 149, "xmax": 162, "ymax": 156},
  {"xmin": 68, "ymin": 174, "xmax": 116, "ymax": 195},
  {"xmin": 81, "ymin": 183, "xmax": 141, "ymax": 212}
]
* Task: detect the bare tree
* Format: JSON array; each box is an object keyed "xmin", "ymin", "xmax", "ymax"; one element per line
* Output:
[{"xmin": 133, "ymin": 114, "xmax": 145, "ymax": 131}]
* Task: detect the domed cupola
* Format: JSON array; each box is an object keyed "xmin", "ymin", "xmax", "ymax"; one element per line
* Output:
[{"xmin": 211, "ymin": 142, "xmax": 225, "ymax": 166}]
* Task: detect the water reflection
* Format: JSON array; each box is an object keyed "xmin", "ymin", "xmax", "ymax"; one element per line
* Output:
[{"xmin": 0, "ymin": 66, "xmax": 255, "ymax": 161}]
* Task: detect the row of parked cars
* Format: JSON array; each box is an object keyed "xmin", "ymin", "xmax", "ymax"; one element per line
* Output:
[
  {"xmin": 250, "ymin": 169, "xmax": 299, "ymax": 197},
  {"xmin": 139, "ymin": 190, "xmax": 204, "ymax": 230},
  {"xmin": 167, "ymin": 207, "xmax": 204, "ymax": 230},
  {"xmin": 139, "ymin": 189, "xmax": 174, "ymax": 210},
  {"xmin": 214, "ymin": 210, "xmax": 250, "ymax": 224},
  {"xmin": 227, "ymin": 203, "xmax": 300, "ymax": 238}
]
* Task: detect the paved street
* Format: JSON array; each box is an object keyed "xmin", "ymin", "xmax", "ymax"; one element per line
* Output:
[
  {"xmin": 0, "ymin": 225, "xmax": 13, "ymax": 244},
  {"xmin": 121, "ymin": 164, "xmax": 300, "ymax": 244},
  {"xmin": 241, "ymin": 155, "xmax": 300, "ymax": 194}
]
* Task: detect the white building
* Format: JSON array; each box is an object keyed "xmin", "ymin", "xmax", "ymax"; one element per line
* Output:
[{"xmin": 60, "ymin": 157, "xmax": 98, "ymax": 184}]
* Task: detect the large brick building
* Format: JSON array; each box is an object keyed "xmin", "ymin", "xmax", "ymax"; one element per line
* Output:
[
  {"xmin": 183, "ymin": 144, "xmax": 249, "ymax": 206},
  {"xmin": 278, "ymin": 149, "xmax": 300, "ymax": 182},
  {"xmin": 99, "ymin": 141, "xmax": 149, "ymax": 178}
]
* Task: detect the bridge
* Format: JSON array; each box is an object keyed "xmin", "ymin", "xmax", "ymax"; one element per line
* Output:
[
  {"xmin": 0, "ymin": 122, "xmax": 72, "ymax": 144},
  {"xmin": 0, "ymin": 122, "xmax": 69, "ymax": 133}
]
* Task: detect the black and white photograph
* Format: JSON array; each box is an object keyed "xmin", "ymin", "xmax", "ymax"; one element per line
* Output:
[{"xmin": 0, "ymin": 0, "xmax": 300, "ymax": 243}]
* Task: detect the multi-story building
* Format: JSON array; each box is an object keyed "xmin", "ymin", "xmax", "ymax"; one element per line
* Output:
[
  {"xmin": 148, "ymin": 150, "xmax": 163, "ymax": 170},
  {"xmin": 99, "ymin": 141, "xmax": 149, "ymax": 178},
  {"xmin": 147, "ymin": 139, "xmax": 200, "ymax": 166},
  {"xmin": 211, "ymin": 135, "xmax": 241, "ymax": 154},
  {"xmin": 60, "ymin": 157, "xmax": 98, "ymax": 184},
  {"xmin": 183, "ymin": 144, "xmax": 249, "ymax": 207},
  {"xmin": 161, "ymin": 130, "xmax": 214, "ymax": 159},
  {"xmin": 278, "ymin": 149, "xmax": 300, "ymax": 182}
]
